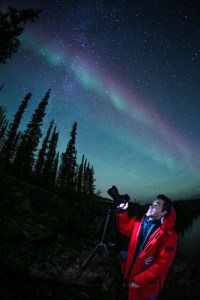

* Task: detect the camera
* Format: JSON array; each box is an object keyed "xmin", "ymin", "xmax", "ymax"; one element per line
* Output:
[{"xmin": 107, "ymin": 185, "xmax": 130, "ymax": 208}]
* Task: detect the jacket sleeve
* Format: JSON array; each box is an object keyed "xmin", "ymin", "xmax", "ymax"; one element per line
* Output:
[
  {"xmin": 132, "ymin": 232, "xmax": 178, "ymax": 285},
  {"xmin": 116, "ymin": 210, "xmax": 136, "ymax": 237}
]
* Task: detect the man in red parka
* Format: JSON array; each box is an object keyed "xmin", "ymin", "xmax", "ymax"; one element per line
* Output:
[{"xmin": 117, "ymin": 194, "xmax": 177, "ymax": 300}]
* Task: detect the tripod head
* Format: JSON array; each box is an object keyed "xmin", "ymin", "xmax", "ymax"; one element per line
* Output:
[{"xmin": 107, "ymin": 185, "xmax": 130, "ymax": 208}]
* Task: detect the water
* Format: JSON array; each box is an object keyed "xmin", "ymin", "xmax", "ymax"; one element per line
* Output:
[{"xmin": 177, "ymin": 215, "xmax": 200, "ymax": 262}]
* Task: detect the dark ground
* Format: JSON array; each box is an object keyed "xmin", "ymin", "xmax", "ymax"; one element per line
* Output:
[
  {"xmin": 0, "ymin": 251, "xmax": 200, "ymax": 300},
  {"xmin": 0, "ymin": 177, "xmax": 200, "ymax": 300}
]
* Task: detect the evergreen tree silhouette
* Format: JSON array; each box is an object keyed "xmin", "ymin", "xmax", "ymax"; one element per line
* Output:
[
  {"xmin": 11, "ymin": 131, "xmax": 23, "ymax": 162},
  {"xmin": 1, "ymin": 92, "xmax": 31, "ymax": 170},
  {"xmin": 34, "ymin": 120, "xmax": 54, "ymax": 183},
  {"xmin": 13, "ymin": 89, "xmax": 50, "ymax": 179},
  {"xmin": 82, "ymin": 157, "xmax": 88, "ymax": 194},
  {"xmin": 0, "ymin": 105, "xmax": 8, "ymax": 150},
  {"xmin": 58, "ymin": 122, "xmax": 77, "ymax": 192},
  {"xmin": 42, "ymin": 125, "xmax": 59, "ymax": 188},
  {"xmin": 0, "ymin": 7, "xmax": 41, "ymax": 63},
  {"xmin": 88, "ymin": 165, "xmax": 96, "ymax": 195},
  {"xmin": 82, "ymin": 161, "xmax": 96, "ymax": 196},
  {"xmin": 53, "ymin": 151, "xmax": 59, "ymax": 189},
  {"xmin": 85, "ymin": 161, "xmax": 91, "ymax": 195},
  {"xmin": 77, "ymin": 154, "xmax": 85, "ymax": 194}
]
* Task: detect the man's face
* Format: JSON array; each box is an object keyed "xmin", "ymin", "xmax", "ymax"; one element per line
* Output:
[{"xmin": 146, "ymin": 199, "xmax": 167, "ymax": 219}]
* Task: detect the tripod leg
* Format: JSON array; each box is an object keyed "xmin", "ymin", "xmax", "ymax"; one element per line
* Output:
[
  {"xmin": 73, "ymin": 243, "xmax": 100, "ymax": 283},
  {"xmin": 73, "ymin": 205, "xmax": 116, "ymax": 284},
  {"xmin": 100, "ymin": 242, "xmax": 116, "ymax": 275}
]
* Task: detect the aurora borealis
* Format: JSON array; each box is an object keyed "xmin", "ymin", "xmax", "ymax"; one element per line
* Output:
[{"xmin": 1, "ymin": 0, "xmax": 200, "ymax": 202}]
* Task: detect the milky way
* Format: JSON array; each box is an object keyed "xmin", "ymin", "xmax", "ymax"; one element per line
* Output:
[{"xmin": 1, "ymin": 0, "xmax": 200, "ymax": 202}]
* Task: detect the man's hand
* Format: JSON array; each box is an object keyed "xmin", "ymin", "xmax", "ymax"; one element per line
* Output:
[
  {"xmin": 128, "ymin": 281, "xmax": 140, "ymax": 288},
  {"xmin": 118, "ymin": 202, "xmax": 129, "ymax": 210}
]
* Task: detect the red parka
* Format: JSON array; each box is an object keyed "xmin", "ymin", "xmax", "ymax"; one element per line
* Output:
[{"xmin": 117, "ymin": 208, "xmax": 178, "ymax": 300}]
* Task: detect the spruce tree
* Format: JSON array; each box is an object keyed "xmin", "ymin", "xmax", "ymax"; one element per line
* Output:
[
  {"xmin": 1, "ymin": 92, "xmax": 31, "ymax": 170},
  {"xmin": 52, "ymin": 151, "xmax": 59, "ymax": 189},
  {"xmin": 82, "ymin": 157, "xmax": 88, "ymax": 194},
  {"xmin": 0, "ymin": 7, "xmax": 40, "ymax": 63},
  {"xmin": 88, "ymin": 165, "xmax": 96, "ymax": 196},
  {"xmin": 58, "ymin": 122, "xmax": 77, "ymax": 192},
  {"xmin": 82, "ymin": 161, "xmax": 96, "ymax": 196},
  {"xmin": 77, "ymin": 154, "xmax": 85, "ymax": 194},
  {"xmin": 0, "ymin": 105, "xmax": 8, "ymax": 150},
  {"xmin": 11, "ymin": 131, "xmax": 23, "ymax": 162},
  {"xmin": 42, "ymin": 126, "xmax": 59, "ymax": 188},
  {"xmin": 13, "ymin": 89, "xmax": 50, "ymax": 179},
  {"xmin": 85, "ymin": 161, "xmax": 91, "ymax": 195},
  {"xmin": 34, "ymin": 120, "xmax": 54, "ymax": 183}
]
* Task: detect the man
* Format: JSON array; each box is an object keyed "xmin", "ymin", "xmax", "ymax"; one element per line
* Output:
[{"xmin": 117, "ymin": 195, "xmax": 177, "ymax": 300}]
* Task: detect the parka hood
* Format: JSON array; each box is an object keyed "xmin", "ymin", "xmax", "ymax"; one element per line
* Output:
[{"xmin": 161, "ymin": 207, "xmax": 176, "ymax": 231}]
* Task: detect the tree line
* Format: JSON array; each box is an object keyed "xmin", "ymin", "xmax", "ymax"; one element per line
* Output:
[
  {"xmin": 0, "ymin": 6, "xmax": 96, "ymax": 198},
  {"xmin": 0, "ymin": 89, "xmax": 96, "ymax": 197}
]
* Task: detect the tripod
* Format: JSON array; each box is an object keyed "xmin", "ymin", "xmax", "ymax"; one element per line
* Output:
[{"xmin": 73, "ymin": 203, "xmax": 116, "ymax": 283}]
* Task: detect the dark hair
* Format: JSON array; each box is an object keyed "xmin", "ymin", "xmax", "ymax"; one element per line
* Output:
[{"xmin": 157, "ymin": 194, "xmax": 173, "ymax": 217}]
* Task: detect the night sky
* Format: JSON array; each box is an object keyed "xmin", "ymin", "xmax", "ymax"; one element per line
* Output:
[{"xmin": 1, "ymin": 0, "xmax": 200, "ymax": 202}]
